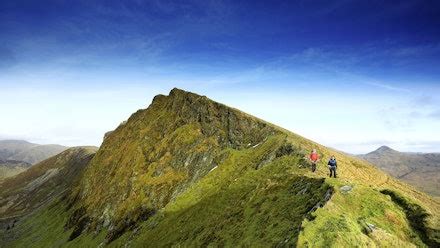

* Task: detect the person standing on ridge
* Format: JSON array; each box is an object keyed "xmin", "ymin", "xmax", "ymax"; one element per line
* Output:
[
  {"xmin": 309, "ymin": 149, "xmax": 320, "ymax": 172},
  {"xmin": 328, "ymin": 155, "xmax": 337, "ymax": 178}
]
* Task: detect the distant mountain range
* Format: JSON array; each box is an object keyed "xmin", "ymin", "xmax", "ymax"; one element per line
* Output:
[
  {"xmin": 359, "ymin": 146, "xmax": 440, "ymax": 196},
  {"xmin": 0, "ymin": 140, "xmax": 68, "ymax": 180}
]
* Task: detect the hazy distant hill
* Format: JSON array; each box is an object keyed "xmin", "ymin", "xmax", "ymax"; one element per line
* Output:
[
  {"xmin": 0, "ymin": 140, "xmax": 68, "ymax": 180},
  {"xmin": 7, "ymin": 144, "xmax": 68, "ymax": 164},
  {"xmin": 359, "ymin": 146, "xmax": 440, "ymax": 196},
  {"xmin": 0, "ymin": 140, "xmax": 36, "ymax": 160},
  {"xmin": 0, "ymin": 140, "xmax": 68, "ymax": 164}
]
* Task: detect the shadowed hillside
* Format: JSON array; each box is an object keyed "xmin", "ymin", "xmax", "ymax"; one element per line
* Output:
[
  {"xmin": 0, "ymin": 147, "xmax": 97, "ymax": 219},
  {"xmin": 1, "ymin": 89, "xmax": 439, "ymax": 247},
  {"xmin": 359, "ymin": 146, "xmax": 440, "ymax": 197}
]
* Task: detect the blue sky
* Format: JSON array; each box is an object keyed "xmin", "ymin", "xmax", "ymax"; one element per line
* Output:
[{"xmin": 1, "ymin": 0, "xmax": 440, "ymax": 153}]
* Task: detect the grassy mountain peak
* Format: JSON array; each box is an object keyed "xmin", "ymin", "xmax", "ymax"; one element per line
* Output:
[{"xmin": 73, "ymin": 88, "xmax": 279, "ymax": 231}]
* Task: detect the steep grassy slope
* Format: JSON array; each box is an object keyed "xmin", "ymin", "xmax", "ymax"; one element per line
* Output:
[
  {"xmin": 359, "ymin": 146, "xmax": 440, "ymax": 197},
  {"xmin": 0, "ymin": 147, "xmax": 97, "ymax": 219},
  {"xmin": 2, "ymin": 89, "xmax": 439, "ymax": 247}
]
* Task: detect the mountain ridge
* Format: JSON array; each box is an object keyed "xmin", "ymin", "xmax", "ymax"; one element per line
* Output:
[
  {"xmin": 1, "ymin": 88, "xmax": 439, "ymax": 247},
  {"xmin": 64, "ymin": 88, "xmax": 440, "ymax": 246}
]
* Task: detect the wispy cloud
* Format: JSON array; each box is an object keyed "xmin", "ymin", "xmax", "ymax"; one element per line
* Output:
[
  {"xmin": 265, "ymin": 47, "xmax": 414, "ymax": 93},
  {"xmin": 364, "ymin": 82, "xmax": 410, "ymax": 92},
  {"xmin": 388, "ymin": 43, "xmax": 440, "ymax": 58}
]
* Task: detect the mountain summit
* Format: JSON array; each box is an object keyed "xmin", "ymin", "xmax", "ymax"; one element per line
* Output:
[
  {"xmin": 370, "ymin": 145, "xmax": 399, "ymax": 154},
  {"xmin": 375, "ymin": 145, "xmax": 394, "ymax": 152},
  {"xmin": 1, "ymin": 89, "xmax": 439, "ymax": 247}
]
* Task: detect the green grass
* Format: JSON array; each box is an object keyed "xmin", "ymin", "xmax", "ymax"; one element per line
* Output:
[
  {"xmin": 2, "ymin": 198, "xmax": 98, "ymax": 248},
  {"xmin": 3, "ymin": 135, "xmax": 330, "ymax": 247},
  {"xmin": 381, "ymin": 189, "xmax": 440, "ymax": 247},
  {"xmin": 298, "ymin": 181, "xmax": 426, "ymax": 247},
  {"xmin": 122, "ymin": 136, "xmax": 330, "ymax": 247}
]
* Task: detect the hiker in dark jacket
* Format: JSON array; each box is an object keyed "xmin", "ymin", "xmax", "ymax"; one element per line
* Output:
[{"xmin": 328, "ymin": 155, "xmax": 337, "ymax": 178}]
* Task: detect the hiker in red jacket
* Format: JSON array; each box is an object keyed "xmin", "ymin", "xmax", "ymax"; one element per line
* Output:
[{"xmin": 309, "ymin": 149, "xmax": 320, "ymax": 172}]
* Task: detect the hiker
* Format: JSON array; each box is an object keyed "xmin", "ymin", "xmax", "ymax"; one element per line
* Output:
[
  {"xmin": 328, "ymin": 155, "xmax": 337, "ymax": 178},
  {"xmin": 309, "ymin": 149, "xmax": 320, "ymax": 172}
]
